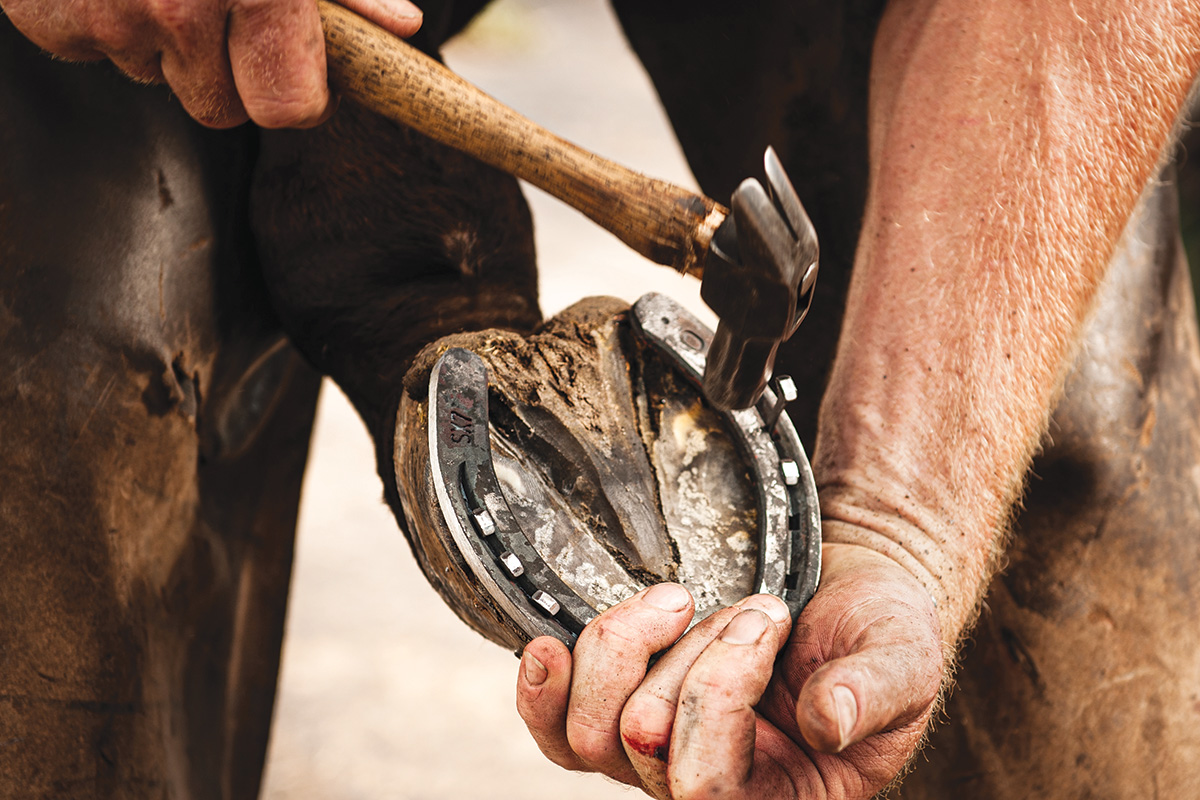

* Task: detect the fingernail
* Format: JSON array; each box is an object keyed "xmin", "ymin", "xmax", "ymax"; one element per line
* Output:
[
  {"xmin": 389, "ymin": 0, "xmax": 423, "ymax": 19},
  {"xmin": 833, "ymin": 685, "xmax": 857, "ymax": 751},
  {"xmin": 643, "ymin": 583, "xmax": 690, "ymax": 612},
  {"xmin": 735, "ymin": 595, "xmax": 791, "ymax": 625},
  {"xmin": 720, "ymin": 610, "xmax": 769, "ymax": 644},
  {"xmin": 523, "ymin": 652, "xmax": 547, "ymax": 686}
]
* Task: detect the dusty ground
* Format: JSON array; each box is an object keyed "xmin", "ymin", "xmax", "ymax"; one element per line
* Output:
[{"xmin": 260, "ymin": 1, "xmax": 714, "ymax": 797}]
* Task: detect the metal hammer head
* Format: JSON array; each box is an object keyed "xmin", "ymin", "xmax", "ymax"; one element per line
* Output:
[{"xmin": 700, "ymin": 147, "xmax": 819, "ymax": 411}]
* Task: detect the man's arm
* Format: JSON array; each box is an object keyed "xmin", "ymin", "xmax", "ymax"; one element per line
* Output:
[
  {"xmin": 818, "ymin": 0, "xmax": 1200, "ymax": 645},
  {"xmin": 517, "ymin": 1, "xmax": 1200, "ymax": 797},
  {"xmin": 0, "ymin": 0, "xmax": 423, "ymax": 128}
]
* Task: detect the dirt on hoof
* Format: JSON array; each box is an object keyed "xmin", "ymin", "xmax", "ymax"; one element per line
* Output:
[{"xmin": 395, "ymin": 296, "xmax": 759, "ymax": 650}]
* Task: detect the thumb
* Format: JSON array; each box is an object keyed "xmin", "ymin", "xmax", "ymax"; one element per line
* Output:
[
  {"xmin": 795, "ymin": 605, "xmax": 944, "ymax": 753},
  {"xmin": 336, "ymin": 0, "xmax": 425, "ymax": 39}
]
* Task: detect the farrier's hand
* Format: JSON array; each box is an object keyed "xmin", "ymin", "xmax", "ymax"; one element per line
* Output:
[
  {"xmin": 516, "ymin": 540, "xmax": 943, "ymax": 799},
  {"xmin": 0, "ymin": 0, "xmax": 422, "ymax": 128}
]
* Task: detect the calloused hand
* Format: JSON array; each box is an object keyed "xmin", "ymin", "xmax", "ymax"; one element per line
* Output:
[
  {"xmin": 516, "ymin": 542, "xmax": 944, "ymax": 799},
  {"xmin": 1, "ymin": 0, "xmax": 422, "ymax": 128}
]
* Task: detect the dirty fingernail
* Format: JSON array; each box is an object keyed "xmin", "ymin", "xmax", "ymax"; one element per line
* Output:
[
  {"xmin": 833, "ymin": 685, "xmax": 857, "ymax": 751},
  {"xmin": 643, "ymin": 583, "xmax": 690, "ymax": 612},
  {"xmin": 523, "ymin": 652, "xmax": 547, "ymax": 686},
  {"xmin": 721, "ymin": 609, "xmax": 768, "ymax": 644},
  {"xmin": 736, "ymin": 594, "xmax": 791, "ymax": 625}
]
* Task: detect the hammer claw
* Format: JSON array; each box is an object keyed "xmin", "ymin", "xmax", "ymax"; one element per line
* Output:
[
  {"xmin": 764, "ymin": 148, "xmax": 808, "ymax": 243},
  {"xmin": 764, "ymin": 147, "xmax": 819, "ymax": 334},
  {"xmin": 701, "ymin": 149, "xmax": 820, "ymax": 410}
]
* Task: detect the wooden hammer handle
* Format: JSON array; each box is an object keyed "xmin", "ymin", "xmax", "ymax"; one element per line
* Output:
[{"xmin": 318, "ymin": 0, "xmax": 723, "ymax": 277}]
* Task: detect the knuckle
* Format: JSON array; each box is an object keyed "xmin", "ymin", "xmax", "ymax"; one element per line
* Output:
[
  {"xmin": 242, "ymin": 93, "xmax": 326, "ymax": 129},
  {"xmin": 620, "ymin": 730, "xmax": 670, "ymax": 765},
  {"xmin": 227, "ymin": 0, "xmax": 327, "ymax": 125},
  {"xmin": 192, "ymin": 110, "xmax": 244, "ymax": 129},
  {"xmin": 565, "ymin": 717, "xmax": 615, "ymax": 766},
  {"xmin": 113, "ymin": 56, "xmax": 162, "ymax": 84},
  {"xmin": 143, "ymin": 0, "xmax": 196, "ymax": 40},
  {"xmin": 85, "ymin": 9, "xmax": 136, "ymax": 52},
  {"xmin": 621, "ymin": 689, "xmax": 669, "ymax": 726},
  {"xmin": 619, "ymin": 695, "xmax": 672, "ymax": 745},
  {"xmin": 537, "ymin": 745, "xmax": 580, "ymax": 772},
  {"xmin": 6, "ymin": 0, "xmax": 131, "ymax": 54},
  {"xmin": 183, "ymin": 91, "xmax": 247, "ymax": 129},
  {"xmin": 230, "ymin": 0, "xmax": 319, "ymax": 45},
  {"xmin": 231, "ymin": 0, "xmax": 290, "ymax": 19}
]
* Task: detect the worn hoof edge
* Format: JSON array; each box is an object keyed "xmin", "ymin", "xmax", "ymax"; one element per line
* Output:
[{"xmin": 395, "ymin": 293, "xmax": 820, "ymax": 652}]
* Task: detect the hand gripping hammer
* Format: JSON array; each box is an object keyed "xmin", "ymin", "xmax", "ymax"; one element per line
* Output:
[{"xmin": 318, "ymin": 1, "xmax": 819, "ymax": 410}]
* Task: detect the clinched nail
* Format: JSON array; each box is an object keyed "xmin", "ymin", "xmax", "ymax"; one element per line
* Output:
[
  {"xmin": 833, "ymin": 685, "xmax": 858, "ymax": 751},
  {"xmin": 720, "ymin": 610, "xmax": 769, "ymax": 644},
  {"xmin": 523, "ymin": 652, "xmax": 547, "ymax": 687},
  {"xmin": 643, "ymin": 583, "xmax": 691, "ymax": 612}
]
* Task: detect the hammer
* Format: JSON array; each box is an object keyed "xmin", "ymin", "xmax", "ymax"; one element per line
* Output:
[{"xmin": 317, "ymin": 1, "xmax": 819, "ymax": 411}]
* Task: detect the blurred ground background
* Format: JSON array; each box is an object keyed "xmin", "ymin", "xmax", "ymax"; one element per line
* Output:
[{"xmin": 259, "ymin": 1, "xmax": 714, "ymax": 797}]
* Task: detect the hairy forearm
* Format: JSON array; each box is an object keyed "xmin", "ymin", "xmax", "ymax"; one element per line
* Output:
[{"xmin": 814, "ymin": 0, "xmax": 1200, "ymax": 643}]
